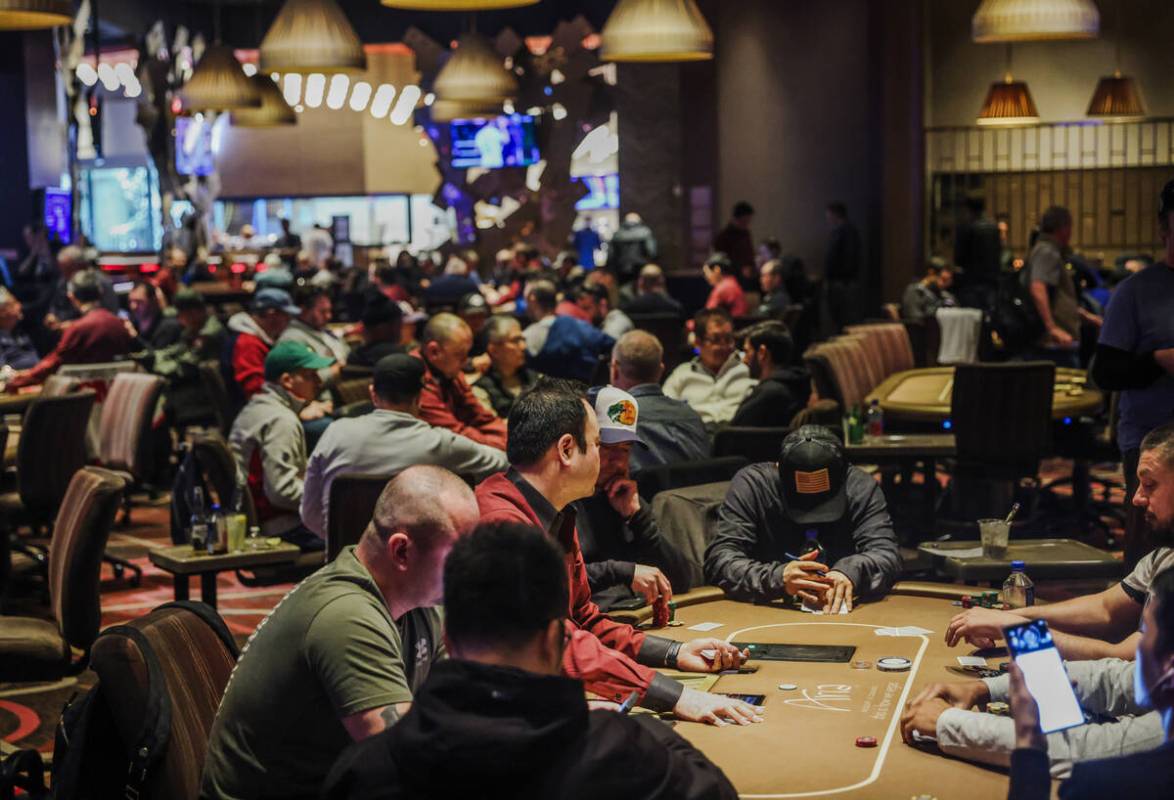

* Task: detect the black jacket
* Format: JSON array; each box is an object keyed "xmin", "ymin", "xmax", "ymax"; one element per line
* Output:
[
  {"xmin": 1009, "ymin": 742, "xmax": 1174, "ymax": 800},
  {"xmin": 704, "ymin": 463, "xmax": 901, "ymax": 603},
  {"xmin": 729, "ymin": 368, "xmax": 809, "ymax": 428},
  {"xmin": 322, "ymin": 659, "xmax": 736, "ymax": 800},
  {"xmin": 621, "ymin": 291, "xmax": 684, "ymax": 317},
  {"xmin": 824, "ymin": 221, "xmax": 862, "ymax": 283},
  {"xmin": 607, "ymin": 222, "xmax": 658, "ymax": 284},
  {"xmin": 472, "ymin": 366, "xmax": 542, "ymax": 419}
]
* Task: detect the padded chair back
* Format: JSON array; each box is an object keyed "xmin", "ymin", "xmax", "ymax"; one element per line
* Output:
[
  {"xmin": 712, "ymin": 426, "xmax": 792, "ymax": 463},
  {"xmin": 789, "ymin": 398, "xmax": 841, "ymax": 430},
  {"xmin": 950, "ymin": 362, "xmax": 1055, "ymax": 474},
  {"xmin": 334, "ymin": 377, "xmax": 372, "ymax": 407},
  {"xmin": 326, "ymin": 473, "xmax": 389, "ymax": 562},
  {"xmin": 635, "ymin": 456, "xmax": 748, "ymax": 501},
  {"xmin": 197, "ymin": 360, "xmax": 234, "ymax": 436},
  {"xmin": 16, "ymin": 390, "xmax": 96, "ymax": 517},
  {"xmin": 90, "ymin": 602, "xmax": 239, "ymax": 800},
  {"xmin": 628, "ymin": 313, "xmax": 687, "ymax": 376},
  {"xmin": 190, "ymin": 434, "xmax": 256, "ymax": 525},
  {"xmin": 99, "ymin": 373, "xmax": 165, "ymax": 477},
  {"xmin": 805, "ymin": 339, "xmax": 870, "ymax": 409},
  {"xmin": 846, "ymin": 323, "xmax": 915, "ymax": 378},
  {"xmin": 41, "ymin": 375, "xmax": 80, "ymax": 397},
  {"xmin": 650, "ymin": 481, "xmax": 731, "ymax": 590},
  {"xmin": 48, "ymin": 467, "xmax": 128, "ymax": 654}
]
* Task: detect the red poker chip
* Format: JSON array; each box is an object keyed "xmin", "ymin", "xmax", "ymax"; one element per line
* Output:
[{"xmin": 855, "ymin": 736, "xmax": 877, "ymax": 748}]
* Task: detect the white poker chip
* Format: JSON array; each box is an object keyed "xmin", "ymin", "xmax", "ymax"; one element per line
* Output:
[
  {"xmin": 777, "ymin": 683, "xmax": 798, "ymax": 690},
  {"xmin": 876, "ymin": 657, "xmax": 912, "ymax": 672}
]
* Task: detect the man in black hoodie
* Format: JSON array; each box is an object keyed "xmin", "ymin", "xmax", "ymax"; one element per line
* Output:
[
  {"xmin": 323, "ymin": 521, "xmax": 737, "ymax": 800},
  {"xmin": 731, "ymin": 320, "xmax": 809, "ymax": 428}
]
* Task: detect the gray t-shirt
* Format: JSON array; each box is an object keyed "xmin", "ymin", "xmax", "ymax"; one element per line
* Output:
[
  {"xmin": 1097, "ymin": 263, "xmax": 1174, "ymax": 452},
  {"xmin": 200, "ymin": 547, "xmax": 443, "ymax": 800},
  {"xmin": 1027, "ymin": 236, "xmax": 1081, "ymax": 341},
  {"xmin": 1120, "ymin": 546, "xmax": 1174, "ymax": 605}
]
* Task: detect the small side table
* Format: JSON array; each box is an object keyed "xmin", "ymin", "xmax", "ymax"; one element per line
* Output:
[
  {"xmin": 918, "ymin": 538, "xmax": 1124, "ymax": 585},
  {"xmin": 148, "ymin": 543, "xmax": 301, "ymax": 609}
]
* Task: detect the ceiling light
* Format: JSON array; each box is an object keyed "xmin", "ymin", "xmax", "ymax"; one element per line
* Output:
[
  {"xmin": 0, "ymin": 0, "xmax": 72, "ymax": 30},
  {"xmin": 977, "ymin": 74, "xmax": 1040, "ymax": 126},
  {"xmin": 97, "ymin": 63, "xmax": 119, "ymax": 91},
  {"xmin": 390, "ymin": 85, "xmax": 421, "ymax": 125},
  {"xmin": 600, "ymin": 0, "xmax": 713, "ymax": 62},
  {"xmin": 972, "ymin": 0, "xmax": 1099, "ymax": 43},
  {"xmin": 380, "ymin": 0, "xmax": 538, "ymax": 8},
  {"xmin": 260, "ymin": 0, "xmax": 366, "ymax": 74},
  {"xmin": 76, "ymin": 62, "xmax": 98, "ymax": 86},
  {"xmin": 282, "ymin": 72, "xmax": 303, "ymax": 106},
  {"xmin": 304, "ymin": 73, "xmax": 327, "ymax": 108},
  {"xmin": 232, "ymin": 73, "xmax": 298, "ymax": 127},
  {"xmin": 123, "ymin": 79, "xmax": 142, "ymax": 99},
  {"xmin": 349, "ymin": 81, "xmax": 372, "ymax": 112},
  {"xmin": 326, "ymin": 74, "xmax": 350, "ymax": 109},
  {"xmin": 370, "ymin": 84, "xmax": 397, "ymax": 118},
  {"xmin": 551, "ymin": 102, "xmax": 567, "ymax": 121},
  {"xmin": 434, "ymin": 33, "xmax": 517, "ymax": 106},
  {"xmin": 114, "ymin": 62, "xmax": 136, "ymax": 84},
  {"xmin": 1087, "ymin": 71, "xmax": 1145, "ymax": 122},
  {"xmin": 179, "ymin": 44, "xmax": 262, "ymax": 113},
  {"xmin": 243, "ymin": 62, "xmax": 258, "ymax": 77}
]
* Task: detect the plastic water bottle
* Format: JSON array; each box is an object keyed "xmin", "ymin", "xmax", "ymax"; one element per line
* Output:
[
  {"xmin": 800, "ymin": 529, "xmax": 824, "ymax": 562},
  {"xmin": 1002, "ymin": 560, "xmax": 1035, "ymax": 608},
  {"xmin": 189, "ymin": 487, "xmax": 208, "ymax": 552},
  {"xmin": 207, "ymin": 503, "xmax": 226, "ymax": 555},
  {"xmin": 866, "ymin": 399, "xmax": 885, "ymax": 437}
]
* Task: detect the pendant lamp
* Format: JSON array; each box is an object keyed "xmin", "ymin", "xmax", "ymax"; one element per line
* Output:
[
  {"xmin": 978, "ymin": 75, "xmax": 1039, "ymax": 126},
  {"xmin": 972, "ymin": 0, "xmax": 1099, "ymax": 43},
  {"xmin": 600, "ymin": 0, "xmax": 712, "ymax": 62},
  {"xmin": 0, "ymin": 0, "xmax": 72, "ymax": 29},
  {"xmin": 430, "ymin": 99, "xmax": 503, "ymax": 123},
  {"xmin": 260, "ymin": 0, "xmax": 366, "ymax": 74},
  {"xmin": 231, "ymin": 74, "xmax": 297, "ymax": 127},
  {"xmin": 434, "ymin": 33, "xmax": 517, "ymax": 106},
  {"xmin": 381, "ymin": 0, "xmax": 537, "ymax": 8},
  {"xmin": 1086, "ymin": 1, "xmax": 1144, "ymax": 122},
  {"xmin": 179, "ymin": 44, "xmax": 262, "ymax": 114}
]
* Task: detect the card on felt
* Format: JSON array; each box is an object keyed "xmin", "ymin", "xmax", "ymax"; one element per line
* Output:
[{"xmin": 687, "ymin": 622, "xmax": 724, "ymax": 632}]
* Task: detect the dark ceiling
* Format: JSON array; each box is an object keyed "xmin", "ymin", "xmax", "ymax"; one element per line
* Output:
[{"xmin": 96, "ymin": 0, "xmax": 620, "ymax": 50}]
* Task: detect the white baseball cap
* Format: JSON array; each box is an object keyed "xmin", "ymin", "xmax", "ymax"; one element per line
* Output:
[{"xmin": 594, "ymin": 386, "xmax": 643, "ymax": 446}]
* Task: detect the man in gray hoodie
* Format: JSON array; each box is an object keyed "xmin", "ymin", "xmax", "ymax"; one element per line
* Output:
[{"xmin": 229, "ymin": 340, "xmax": 334, "ymax": 549}]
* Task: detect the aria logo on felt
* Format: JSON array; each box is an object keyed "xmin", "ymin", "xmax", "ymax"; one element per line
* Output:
[
  {"xmin": 795, "ymin": 468, "xmax": 831, "ymax": 494},
  {"xmin": 607, "ymin": 400, "xmax": 637, "ymax": 426}
]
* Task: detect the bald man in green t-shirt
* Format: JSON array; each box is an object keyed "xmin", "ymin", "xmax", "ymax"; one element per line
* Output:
[{"xmin": 200, "ymin": 466, "xmax": 480, "ymax": 800}]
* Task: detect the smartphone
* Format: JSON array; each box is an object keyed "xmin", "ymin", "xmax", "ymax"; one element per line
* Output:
[
  {"xmin": 1002, "ymin": 620, "xmax": 1084, "ymax": 734},
  {"xmin": 719, "ymin": 693, "xmax": 766, "ymax": 705}
]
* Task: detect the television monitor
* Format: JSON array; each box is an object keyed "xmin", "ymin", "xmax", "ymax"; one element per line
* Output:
[
  {"xmin": 176, "ymin": 116, "xmax": 216, "ymax": 177},
  {"xmin": 575, "ymin": 175, "xmax": 620, "ymax": 211},
  {"xmin": 450, "ymin": 114, "xmax": 540, "ymax": 169},
  {"xmin": 42, "ymin": 187, "xmax": 73, "ymax": 245}
]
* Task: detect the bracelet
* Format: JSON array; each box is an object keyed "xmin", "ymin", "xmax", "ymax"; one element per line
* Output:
[{"xmin": 665, "ymin": 640, "xmax": 683, "ymax": 669}]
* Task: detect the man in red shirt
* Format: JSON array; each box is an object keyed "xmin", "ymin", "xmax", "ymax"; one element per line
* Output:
[
  {"xmin": 477, "ymin": 379, "xmax": 765, "ymax": 726},
  {"xmin": 414, "ymin": 313, "xmax": 507, "ymax": 450},
  {"xmin": 225, "ymin": 288, "xmax": 299, "ymax": 400},
  {"xmin": 7, "ymin": 270, "xmax": 134, "ymax": 389},
  {"xmin": 703, "ymin": 253, "xmax": 749, "ymax": 318}
]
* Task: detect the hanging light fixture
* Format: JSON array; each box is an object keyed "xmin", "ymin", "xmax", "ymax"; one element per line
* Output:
[
  {"xmin": 380, "ymin": 0, "xmax": 537, "ymax": 8},
  {"xmin": 972, "ymin": 0, "xmax": 1099, "ymax": 43},
  {"xmin": 179, "ymin": 44, "xmax": 262, "ymax": 114},
  {"xmin": 977, "ymin": 45, "xmax": 1039, "ymax": 126},
  {"xmin": 430, "ymin": 99, "xmax": 503, "ymax": 123},
  {"xmin": 0, "ymin": 0, "xmax": 72, "ymax": 29},
  {"xmin": 600, "ymin": 0, "xmax": 713, "ymax": 62},
  {"xmin": 434, "ymin": 32, "xmax": 516, "ymax": 107},
  {"xmin": 1086, "ymin": 0, "xmax": 1144, "ymax": 122},
  {"xmin": 231, "ymin": 74, "xmax": 297, "ymax": 127},
  {"xmin": 260, "ymin": 0, "xmax": 366, "ymax": 74}
]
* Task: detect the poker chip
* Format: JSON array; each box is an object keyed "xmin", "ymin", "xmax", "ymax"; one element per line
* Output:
[
  {"xmin": 777, "ymin": 683, "xmax": 798, "ymax": 690},
  {"xmin": 855, "ymin": 736, "xmax": 878, "ymax": 748},
  {"xmin": 876, "ymin": 657, "xmax": 912, "ymax": 672},
  {"xmin": 851, "ymin": 660, "xmax": 873, "ymax": 670}
]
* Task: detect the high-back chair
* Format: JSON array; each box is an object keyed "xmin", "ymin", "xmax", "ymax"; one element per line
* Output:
[
  {"xmin": 628, "ymin": 313, "xmax": 688, "ymax": 376},
  {"xmin": 712, "ymin": 426, "xmax": 792, "ymax": 464},
  {"xmin": 0, "ymin": 467, "xmax": 127, "ymax": 682},
  {"xmin": 326, "ymin": 473, "xmax": 390, "ymax": 562},
  {"xmin": 635, "ymin": 456, "xmax": 749, "ymax": 502},
  {"xmin": 189, "ymin": 433, "xmax": 257, "ymax": 525},
  {"xmin": 197, "ymin": 360, "xmax": 235, "ymax": 437}
]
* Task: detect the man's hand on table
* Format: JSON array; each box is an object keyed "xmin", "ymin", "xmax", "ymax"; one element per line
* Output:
[
  {"xmin": 630, "ymin": 564, "xmax": 671, "ymax": 606},
  {"xmin": 782, "ymin": 550, "xmax": 832, "ymax": 607},
  {"xmin": 945, "ymin": 607, "xmax": 1028, "ymax": 649},
  {"xmin": 821, "ymin": 570, "xmax": 854, "ymax": 613},
  {"xmin": 900, "ymin": 697, "xmax": 951, "ymax": 744},
  {"xmin": 673, "ymin": 686, "xmax": 764, "ymax": 727},
  {"xmin": 676, "ymin": 638, "xmax": 748, "ymax": 672},
  {"xmin": 901, "ymin": 680, "xmax": 991, "ymax": 744}
]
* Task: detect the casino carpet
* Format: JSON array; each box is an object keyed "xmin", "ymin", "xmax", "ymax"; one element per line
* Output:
[{"xmin": 0, "ymin": 457, "xmax": 1126, "ymax": 761}]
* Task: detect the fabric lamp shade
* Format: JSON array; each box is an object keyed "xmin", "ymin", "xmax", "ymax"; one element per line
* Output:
[
  {"xmin": 381, "ymin": 0, "xmax": 538, "ymax": 8},
  {"xmin": 430, "ymin": 99, "xmax": 503, "ymax": 123},
  {"xmin": 260, "ymin": 0, "xmax": 366, "ymax": 74},
  {"xmin": 434, "ymin": 33, "xmax": 517, "ymax": 105},
  {"xmin": 231, "ymin": 75, "xmax": 297, "ymax": 127},
  {"xmin": 179, "ymin": 44, "xmax": 262, "ymax": 113},
  {"xmin": 972, "ymin": 0, "xmax": 1099, "ymax": 43},
  {"xmin": 0, "ymin": 0, "xmax": 73, "ymax": 29},
  {"xmin": 977, "ymin": 75, "xmax": 1040, "ymax": 126},
  {"xmin": 600, "ymin": 0, "xmax": 713, "ymax": 62},
  {"xmin": 1086, "ymin": 71, "xmax": 1145, "ymax": 121}
]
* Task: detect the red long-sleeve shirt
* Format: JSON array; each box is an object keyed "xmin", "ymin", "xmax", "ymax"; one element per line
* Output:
[
  {"xmin": 476, "ymin": 470, "xmax": 682, "ymax": 711},
  {"xmin": 232, "ymin": 332, "xmax": 271, "ymax": 398},
  {"xmin": 10, "ymin": 307, "xmax": 134, "ymax": 388},
  {"xmin": 413, "ymin": 352, "xmax": 507, "ymax": 450}
]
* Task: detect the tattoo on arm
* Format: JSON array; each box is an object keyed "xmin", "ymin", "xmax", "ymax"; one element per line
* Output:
[{"xmin": 379, "ymin": 705, "xmax": 402, "ymax": 731}]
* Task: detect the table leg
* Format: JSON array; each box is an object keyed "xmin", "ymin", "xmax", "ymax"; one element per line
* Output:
[
  {"xmin": 200, "ymin": 572, "xmax": 219, "ymax": 609},
  {"xmin": 173, "ymin": 574, "xmax": 189, "ymax": 601}
]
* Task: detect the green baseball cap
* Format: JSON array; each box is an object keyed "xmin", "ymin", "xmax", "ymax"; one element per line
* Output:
[{"xmin": 264, "ymin": 341, "xmax": 334, "ymax": 382}]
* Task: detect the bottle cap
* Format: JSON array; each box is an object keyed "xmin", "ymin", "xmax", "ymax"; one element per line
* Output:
[{"xmin": 1011, "ymin": 560, "xmax": 1025, "ymax": 570}]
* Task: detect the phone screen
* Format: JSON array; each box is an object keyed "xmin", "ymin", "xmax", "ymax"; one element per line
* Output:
[{"xmin": 1003, "ymin": 620, "xmax": 1084, "ymax": 734}]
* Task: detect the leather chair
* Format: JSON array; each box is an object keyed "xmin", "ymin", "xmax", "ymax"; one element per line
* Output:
[
  {"xmin": 197, "ymin": 360, "xmax": 235, "ymax": 437},
  {"xmin": 712, "ymin": 426, "xmax": 792, "ymax": 464},
  {"xmin": 635, "ymin": 456, "xmax": 748, "ymax": 502},
  {"xmin": 628, "ymin": 313, "xmax": 687, "ymax": 376},
  {"xmin": 189, "ymin": 433, "xmax": 256, "ymax": 525},
  {"xmin": 650, "ymin": 481, "xmax": 732, "ymax": 590},
  {"xmin": 326, "ymin": 473, "xmax": 389, "ymax": 562},
  {"xmin": 333, "ymin": 376, "xmax": 372, "ymax": 407},
  {"xmin": 0, "ymin": 467, "xmax": 127, "ymax": 681},
  {"xmin": 89, "ymin": 602, "xmax": 239, "ymax": 800}
]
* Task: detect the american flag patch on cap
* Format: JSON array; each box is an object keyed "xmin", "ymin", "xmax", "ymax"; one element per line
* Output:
[{"xmin": 794, "ymin": 468, "xmax": 831, "ymax": 495}]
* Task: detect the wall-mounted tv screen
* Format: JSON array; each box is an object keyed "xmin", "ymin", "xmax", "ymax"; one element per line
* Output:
[
  {"xmin": 450, "ymin": 114, "xmax": 540, "ymax": 169},
  {"xmin": 176, "ymin": 116, "xmax": 216, "ymax": 177}
]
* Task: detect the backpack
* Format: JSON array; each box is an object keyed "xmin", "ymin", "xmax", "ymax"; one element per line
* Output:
[
  {"xmin": 51, "ymin": 602, "xmax": 238, "ymax": 800},
  {"xmin": 169, "ymin": 444, "xmax": 207, "ymax": 545},
  {"xmin": 989, "ymin": 268, "xmax": 1044, "ymax": 355}
]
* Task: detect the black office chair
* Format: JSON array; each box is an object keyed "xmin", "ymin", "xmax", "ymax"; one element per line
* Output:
[
  {"xmin": 712, "ymin": 426, "xmax": 792, "ymax": 464},
  {"xmin": 634, "ymin": 456, "xmax": 749, "ymax": 502},
  {"xmin": 326, "ymin": 473, "xmax": 390, "ymax": 562}
]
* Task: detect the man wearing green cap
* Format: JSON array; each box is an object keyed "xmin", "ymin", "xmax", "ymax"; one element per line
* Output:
[
  {"xmin": 149, "ymin": 289, "xmax": 226, "ymax": 424},
  {"xmin": 229, "ymin": 340, "xmax": 334, "ymax": 549}
]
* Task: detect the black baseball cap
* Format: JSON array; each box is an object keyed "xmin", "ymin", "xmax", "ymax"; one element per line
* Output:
[
  {"xmin": 361, "ymin": 294, "xmax": 403, "ymax": 328},
  {"xmin": 373, "ymin": 353, "xmax": 426, "ymax": 398},
  {"xmin": 778, "ymin": 425, "xmax": 848, "ymax": 525}
]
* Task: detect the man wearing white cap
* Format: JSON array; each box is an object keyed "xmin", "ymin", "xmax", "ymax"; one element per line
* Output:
[{"xmin": 572, "ymin": 387, "xmax": 695, "ymax": 611}]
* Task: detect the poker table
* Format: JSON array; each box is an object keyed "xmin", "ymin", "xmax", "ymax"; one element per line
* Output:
[
  {"xmin": 626, "ymin": 583, "xmax": 1010, "ymax": 799},
  {"xmin": 866, "ymin": 366, "xmax": 1102, "ymax": 425}
]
